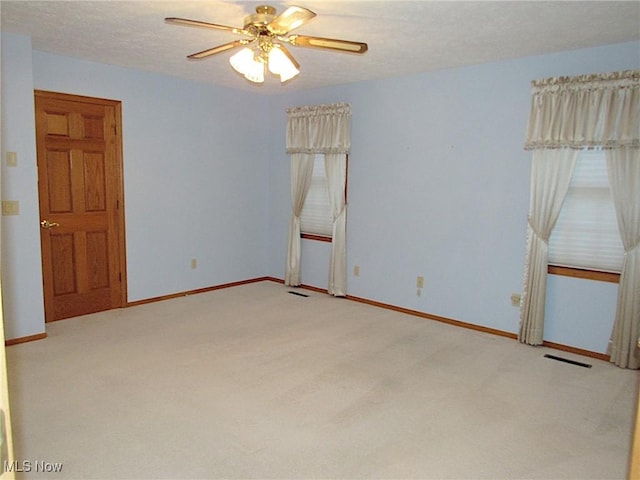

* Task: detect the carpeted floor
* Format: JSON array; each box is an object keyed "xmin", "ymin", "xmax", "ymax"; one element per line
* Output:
[{"xmin": 6, "ymin": 281, "xmax": 638, "ymax": 479}]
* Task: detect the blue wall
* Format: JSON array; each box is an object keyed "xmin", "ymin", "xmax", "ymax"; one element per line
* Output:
[
  {"xmin": 266, "ymin": 42, "xmax": 639, "ymax": 354},
  {"xmin": 2, "ymin": 30, "xmax": 638, "ymax": 354},
  {"xmin": 1, "ymin": 34, "xmax": 44, "ymax": 339}
]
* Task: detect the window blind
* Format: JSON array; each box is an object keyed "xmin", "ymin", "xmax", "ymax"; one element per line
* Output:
[
  {"xmin": 548, "ymin": 150, "xmax": 624, "ymax": 273},
  {"xmin": 300, "ymin": 155, "xmax": 333, "ymax": 237}
]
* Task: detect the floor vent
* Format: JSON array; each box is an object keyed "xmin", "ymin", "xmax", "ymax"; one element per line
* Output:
[
  {"xmin": 288, "ymin": 291, "xmax": 309, "ymax": 298},
  {"xmin": 544, "ymin": 354, "xmax": 592, "ymax": 368}
]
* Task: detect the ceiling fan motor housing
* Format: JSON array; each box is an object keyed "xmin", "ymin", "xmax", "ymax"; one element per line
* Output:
[{"xmin": 244, "ymin": 5, "xmax": 277, "ymax": 29}]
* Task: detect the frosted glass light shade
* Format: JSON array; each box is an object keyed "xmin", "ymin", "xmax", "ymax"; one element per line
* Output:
[
  {"xmin": 230, "ymin": 48, "xmax": 253, "ymax": 74},
  {"xmin": 268, "ymin": 46, "xmax": 300, "ymax": 83},
  {"xmin": 244, "ymin": 59, "xmax": 265, "ymax": 83},
  {"xmin": 230, "ymin": 48, "xmax": 265, "ymax": 83}
]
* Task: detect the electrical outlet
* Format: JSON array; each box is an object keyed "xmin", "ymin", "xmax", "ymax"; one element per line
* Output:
[
  {"xmin": 353, "ymin": 265, "xmax": 360, "ymax": 277},
  {"xmin": 416, "ymin": 276, "xmax": 424, "ymax": 289},
  {"xmin": 191, "ymin": 258, "xmax": 197, "ymax": 269}
]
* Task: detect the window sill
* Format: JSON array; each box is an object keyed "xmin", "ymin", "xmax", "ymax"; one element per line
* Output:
[
  {"xmin": 548, "ymin": 265, "xmax": 620, "ymax": 283},
  {"xmin": 301, "ymin": 233, "xmax": 332, "ymax": 243}
]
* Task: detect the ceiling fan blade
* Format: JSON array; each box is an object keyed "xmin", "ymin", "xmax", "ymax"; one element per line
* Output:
[
  {"xmin": 267, "ymin": 6, "xmax": 316, "ymax": 35},
  {"xmin": 187, "ymin": 40, "xmax": 246, "ymax": 60},
  {"xmin": 288, "ymin": 35, "xmax": 368, "ymax": 54},
  {"xmin": 165, "ymin": 17, "xmax": 249, "ymax": 36}
]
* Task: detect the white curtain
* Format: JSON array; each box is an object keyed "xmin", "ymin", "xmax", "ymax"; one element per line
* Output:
[
  {"xmin": 324, "ymin": 153, "xmax": 347, "ymax": 296},
  {"xmin": 525, "ymin": 70, "xmax": 639, "ymax": 150},
  {"xmin": 285, "ymin": 103, "xmax": 351, "ymax": 292},
  {"xmin": 286, "ymin": 103, "xmax": 351, "ymax": 155},
  {"xmin": 519, "ymin": 149, "xmax": 577, "ymax": 344},
  {"xmin": 285, "ymin": 153, "xmax": 315, "ymax": 286},
  {"xmin": 520, "ymin": 70, "xmax": 639, "ymax": 352},
  {"xmin": 606, "ymin": 147, "xmax": 640, "ymax": 368}
]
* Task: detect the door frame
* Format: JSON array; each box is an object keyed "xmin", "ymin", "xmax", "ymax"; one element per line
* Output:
[{"xmin": 35, "ymin": 90, "xmax": 128, "ymax": 319}]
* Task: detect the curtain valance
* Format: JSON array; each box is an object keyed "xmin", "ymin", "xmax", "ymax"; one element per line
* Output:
[
  {"xmin": 286, "ymin": 102, "xmax": 351, "ymax": 154},
  {"xmin": 524, "ymin": 70, "xmax": 639, "ymax": 150}
]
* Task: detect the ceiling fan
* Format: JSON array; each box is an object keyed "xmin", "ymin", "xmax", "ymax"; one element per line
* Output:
[{"xmin": 165, "ymin": 5, "xmax": 368, "ymax": 84}]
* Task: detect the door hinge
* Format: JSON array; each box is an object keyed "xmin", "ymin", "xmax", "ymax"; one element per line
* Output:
[
  {"xmin": 119, "ymin": 272, "xmax": 122, "ymax": 282},
  {"xmin": 112, "ymin": 125, "xmax": 117, "ymax": 135}
]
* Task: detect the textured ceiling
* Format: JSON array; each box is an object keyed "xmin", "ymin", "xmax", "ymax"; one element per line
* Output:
[{"xmin": 1, "ymin": 1, "xmax": 639, "ymax": 94}]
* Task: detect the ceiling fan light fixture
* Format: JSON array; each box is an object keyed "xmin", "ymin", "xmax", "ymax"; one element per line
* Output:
[
  {"xmin": 244, "ymin": 58, "xmax": 265, "ymax": 83},
  {"xmin": 168, "ymin": 5, "xmax": 368, "ymax": 86},
  {"xmin": 277, "ymin": 65, "xmax": 299, "ymax": 83},
  {"xmin": 229, "ymin": 47, "xmax": 252, "ymax": 73},
  {"xmin": 229, "ymin": 47, "xmax": 265, "ymax": 83},
  {"xmin": 267, "ymin": 45, "xmax": 300, "ymax": 83}
]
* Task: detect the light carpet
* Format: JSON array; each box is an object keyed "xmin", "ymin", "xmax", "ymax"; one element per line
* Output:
[{"xmin": 6, "ymin": 281, "xmax": 638, "ymax": 479}]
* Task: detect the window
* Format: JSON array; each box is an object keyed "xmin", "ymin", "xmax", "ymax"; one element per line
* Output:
[
  {"xmin": 300, "ymin": 154, "xmax": 333, "ymax": 238},
  {"xmin": 548, "ymin": 149, "xmax": 624, "ymax": 276}
]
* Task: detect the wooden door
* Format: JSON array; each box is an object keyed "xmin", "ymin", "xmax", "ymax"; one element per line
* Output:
[{"xmin": 35, "ymin": 91, "xmax": 127, "ymax": 322}]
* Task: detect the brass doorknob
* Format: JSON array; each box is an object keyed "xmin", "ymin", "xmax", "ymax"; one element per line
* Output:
[{"xmin": 40, "ymin": 220, "xmax": 60, "ymax": 229}]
